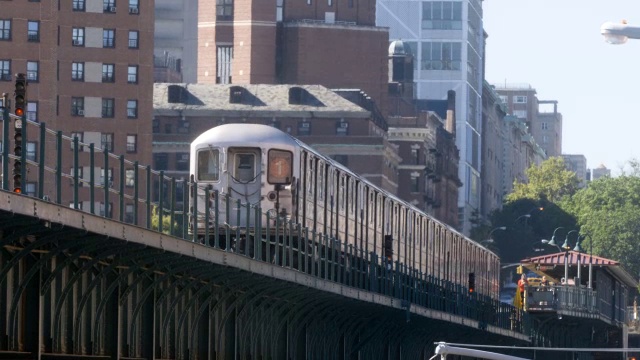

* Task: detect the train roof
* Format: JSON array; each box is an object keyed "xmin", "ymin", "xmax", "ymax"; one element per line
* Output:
[{"xmin": 192, "ymin": 124, "xmax": 301, "ymax": 148}]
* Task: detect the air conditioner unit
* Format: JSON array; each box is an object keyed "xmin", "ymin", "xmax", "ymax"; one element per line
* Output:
[
  {"xmin": 72, "ymin": 39, "xmax": 82, "ymax": 46},
  {"xmin": 77, "ymin": 109, "xmax": 84, "ymax": 116},
  {"xmin": 129, "ymin": 7, "xmax": 139, "ymax": 14},
  {"xmin": 109, "ymin": 6, "xmax": 116, "ymax": 12}
]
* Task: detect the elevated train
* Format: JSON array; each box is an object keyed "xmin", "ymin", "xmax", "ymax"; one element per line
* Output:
[{"xmin": 190, "ymin": 124, "xmax": 500, "ymax": 299}]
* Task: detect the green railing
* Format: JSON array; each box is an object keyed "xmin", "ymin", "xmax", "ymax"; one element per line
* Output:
[{"xmin": 0, "ymin": 111, "xmax": 529, "ymax": 334}]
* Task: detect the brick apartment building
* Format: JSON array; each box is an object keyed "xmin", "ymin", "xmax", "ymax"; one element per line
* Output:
[
  {"xmin": 196, "ymin": 0, "xmax": 389, "ymax": 116},
  {"xmin": 152, "ymin": 83, "xmax": 400, "ymax": 208},
  {"xmin": 0, "ymin": 0, "xmax": 154, "ymax": 221}
]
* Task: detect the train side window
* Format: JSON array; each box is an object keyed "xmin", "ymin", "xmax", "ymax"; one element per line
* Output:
[
  {"xmin": 197, "ymin": 149, "xmax": 220, "ymax": 181},
  {"xmin": 234, "ymin": 153, "xmax": 256, "ymax": 182}
]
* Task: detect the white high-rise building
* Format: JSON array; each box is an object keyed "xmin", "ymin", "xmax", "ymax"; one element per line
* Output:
[{"xmin": 377, "ymin": 0, "xmax": 485, "ymax": 234}]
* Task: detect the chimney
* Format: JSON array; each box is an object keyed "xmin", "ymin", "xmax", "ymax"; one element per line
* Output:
[{"xmin": 445, "ymin": 90, "xmax": 456, "ymax": 135}]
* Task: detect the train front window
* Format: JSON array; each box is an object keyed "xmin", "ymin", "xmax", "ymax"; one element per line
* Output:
[
  {"xmin": 234, "ymin": 153, "xmax": 256, "ymax": 182},
  {"xmin": 197, "ymin": 148, "xmax": 220, "ymax": 181}
]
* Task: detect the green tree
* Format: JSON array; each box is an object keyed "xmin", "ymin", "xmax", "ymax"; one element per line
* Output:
[
  {"xmin": 506, "ymin": 157, "xmax": 579, "ymax": 204},
  {"xmin": 151, "ymin": 206, "xmax": 182, "ymax": 236},
  {"xmin": 564, "ymin": 171, "xmax": 640, "ymax": 277}
]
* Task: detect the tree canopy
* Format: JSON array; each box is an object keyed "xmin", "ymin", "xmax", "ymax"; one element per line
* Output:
[
  {"xmin": 564, "ymin": 174, "xmax": 640, "ymax": 277},
  {"xmin": 506, "ymin": 157, "xmax": 580, "ymax": 204},
  {"xmin": 485, "ymin": 158, "xmax": 640, "ymax": 282}
]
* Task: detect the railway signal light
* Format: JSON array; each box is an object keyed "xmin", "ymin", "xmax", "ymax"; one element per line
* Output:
[
  {"xmin": 14, "ymin": 73, "xmax": 27, "ymax": 118},
  {"xmin": 13, "ymin": 159, "xmax": 21, "ymax": 193},
  {"xmin": 468, "ymin": 272, "xmax": 475, "ymax": 293}
]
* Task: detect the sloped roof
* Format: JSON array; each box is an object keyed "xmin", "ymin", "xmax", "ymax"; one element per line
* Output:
[
  {"xmin": 521, "ymin": 251, "xmax": 637, "ymax": 288},
  {"xmin": 153, "ymin": 83, "xmax": 371, "ymax": 118},
  {"xmin": 521, "ymin": 251, "xmax": 618, "ymax": 267}
]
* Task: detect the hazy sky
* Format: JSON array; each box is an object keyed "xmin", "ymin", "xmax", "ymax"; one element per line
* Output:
[{"xmin": 483, "ymin": 1, "xmax": 640, "ymax": 175}]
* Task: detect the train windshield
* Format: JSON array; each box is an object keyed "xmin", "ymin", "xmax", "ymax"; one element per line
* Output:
[
  {"xmin": 234, "ymin": 153, "xmax": 256, "ymax": 182},
  {"xmin": 197, "ymin": 148, "xmax": 220, "ymax": 181}
]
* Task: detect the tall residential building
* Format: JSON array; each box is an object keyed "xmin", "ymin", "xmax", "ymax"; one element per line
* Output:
[
  {"xmin": 0, "ymin": 0, "xmax": 154, "ymax": 220},
  {"xmin": 494, "ymin": 84, "xmax": 562, "ymax": 158},
  {"xmin": 377, "ymin": 0, "xmax": 486, "ymax": 234},
  {"xmin": 562, "ymin": 154, "xmax": 588, "ymax": 188},
  {"xmin": 591, "ymin": 164, "xmax": 611, "ymax": 181},
  {"xmin": 197, "ymin": 0, "xmax": 389, "ymax": 116},
  {"xmin": 481, "ymin": 82, "xmax": 545, "ymax": 222},
  {"xmin": 154, "ymin": 0, "xmax": 198, "ymax": 82},
  {"xmin": 481, "ymin": 82, "xmax": 506, "ymax": 218}
]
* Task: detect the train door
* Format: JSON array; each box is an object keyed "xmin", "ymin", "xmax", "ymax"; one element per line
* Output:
[{"xmin": 227, "ymin": 147, "xmax": 262, "ymax": 227}]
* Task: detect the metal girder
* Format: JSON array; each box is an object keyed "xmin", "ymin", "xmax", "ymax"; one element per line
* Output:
[{"xmin": 51, "ymin": 241, "xmax": 138, "ymax": 352}]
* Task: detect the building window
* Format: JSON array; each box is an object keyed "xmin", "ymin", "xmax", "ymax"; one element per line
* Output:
[
  {"xmin": 70, "ymin": 132, "xmax": 84, "ymax": 151},
  {"xmin": 177, "ymin": 121, "xmax": 190, "ymax": 133},
  {"xmin": 0, "ymin": 20, "xmax": 11, "ymax": 40},
  {"xmin": 103, "ymin": 0, "xmax": 116, "ymax": 12},
  {"xmin": 26, "ymin": 61, "xmax": 39, "ymax": 82},
  {"xmin": 216, "ymin": 45, "xmax": 233, "ymax": 84},
  {"xmin": 72, "ymin": 28, "xmax": 84, "ymax": 46},
  {"xmin": 102, "ymin": 98, "xmax": 114, "ymax": 118},
  {"xmin": 102, "ymin": 64, "xmax": 115, "ymax": 82},
  {"xmin": 125, "ymin": 204, "xmax": 134, "ymax": 223},
  {"xmin": 421, "ymin": 41, "xmax": 461, "ymax": 70},
  {"xmin": 26, "ymin": 142, "xmax": 37, "ymax": 161},
  {"xmin": 125, "ymin": 169, "xmax": 135, "ymax": 187},
  {"xmin": 513, "ymin": 110, "xmax": 527, "ymax": 119},
  {"xmin": 216, "ymin": 0, "xmax": 233, "ymax": 20},
  {"xmin": 126, "ymin": 100, "xmax": 138, "ymax": 118},
  {"xmin": 25, "ymin": 182, "xmax": 37, "ymax": 197},
  {"xmin": 515, "ymin": 95, "xmax": 527, "ymax": 103},
  {"xmin": 411, "ymin": 148, "xmax": 419, "ymax": 164},
  {"xmin": 103, "ymin": 29, "xmax": 115, "ymax": 48},
  {"xmin": 99, "ymin": 202, "xmax": 112, "ymax": 217},
  {"xmin": 542, "ymin": 135, "xmax": 549, "ymax": 144},
  {"xmin": 276, "ymin": 0, "xmax": 283, "ymax": 21},
  {"xmin": 152, "ymin": 119, "xmax": 159, "ymax": 133},
  {"xmin": 126, "ymin": 134, "xmax": 137, "ymax": 153},
  {"xmin": 176, "ymin": 153, "xmax": 189, "ymax": 171},
  {"xmin": 101, "ymin": 133, "xmax": 113, "ymax": 152},
  {"xmin": 0, "ymin": 60, "xmax": 10, "ymax": 81},
  {"xmin": 73, "ymin": 0, "xmax": 86, "ymax": 11},
  {"xmin": 128, "ymin": 30, "xmax": 138, "ymax": 48},
  {"xmin": 127, "ymin": 65, "xmax": 138, "ymax": 83},
  {"xmin": 297, "ymin": 121, "xmax": 311, "ymax": 136},
  {"xmin": 541, "ymin": 122, "xmax": 549, "ymax": 130},
  {"xmin": 422, "ymin": 1, "xmax": 462, "ymax": 30},
  {"xmin": 26, "ymin": 102, "xmax": 37, "ymax": 122},
  {"xmin": 72, "ymin": 62, "xmax": 84, "ymax": 81},
  {"xmin": 71, "ymin": 97, "xmax": 84, "ymax": 116},
  {"xmin": 499, "ymin": 95, "xmax": 508, "ymax": 104},
  {"xmin": 336, "ymin": 121, "xmax": 348, "ymax": 136},
  {"xmin": 129, "ymin": 0, "xmax": 139, "ymax": 13},
  {"xmin": 410, "ymin": 176, "xmax": 419, "ymax": 193},
  {"xmin": 164, "ymin": 123, "xmax": 172, "ymax": 134},
  {"xmin": 154, "ymin": 153, "xmax": 168, "ymax": 170},
  {"xmin": 27, "ymin": 21, "xmax": 40, "ymax": 42}
]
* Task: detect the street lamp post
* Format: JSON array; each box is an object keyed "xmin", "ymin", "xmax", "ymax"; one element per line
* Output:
[
  {"xmin": 562, "ymin": 230, "xmax": 582, "ymax": 285},
  {"xmin": 480, "ymin": 226, "xmax": 507, "ymax": 247},
  {"xmin": 515, "ymin": 207, "xmax": 544, "ymax": 226},
  {"xmin": 581, "ymin": 234, "xmax": 594, "ymax": 289},
  {"xmin": 601, "ymin": 20, "xmax": 640, "ymax": 44}
]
